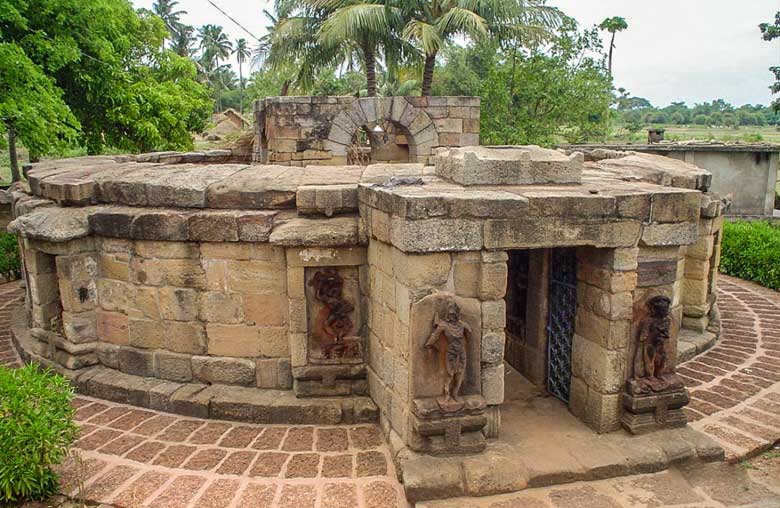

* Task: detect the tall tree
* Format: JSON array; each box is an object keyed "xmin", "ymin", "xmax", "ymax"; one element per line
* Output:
[
  {"xmin": 233, "ymin": 38, "xmax": 252, "ymax": 113},
  {"xmin": 171, "ymin": 23, "xmax": 196, "ymax": 57},
  {"xmin": 760, "ymin": 12, "xmax": 780, "ymax": 111},
  {"xmin": 198, "ymin": 24, "xmax": 233, "ymax": 111},
  {"xmin": 1, "ymin": 0, "xmax": 210, "ymax": 155},
  {"xmin": 598, "ymin": 16, "xmax": 628, "ymax": 77},
  {"xmin": 316, "ymin": 2, "xmax": 405, "ymax": 97},
  {"xmin": 401, "ymin": 0, "xmax": 564, "ymax": 96},
  {"xmin": 152, "ymin": 0, "xmax": 186, "ymax": 43}
]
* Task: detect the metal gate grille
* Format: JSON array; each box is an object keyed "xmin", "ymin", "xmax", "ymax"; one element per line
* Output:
[{"xmin": 547, "ymin": 248, "xmax": 578, "ymax": 403}]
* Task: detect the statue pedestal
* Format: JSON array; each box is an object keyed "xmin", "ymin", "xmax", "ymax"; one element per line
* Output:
[
  {"xmin": 409, "ymin": 395, "xmax": 487, "ymax": 455},
  {"xmin": 621, "ymin": 377, "xmax": 689, "ymax": 434}
]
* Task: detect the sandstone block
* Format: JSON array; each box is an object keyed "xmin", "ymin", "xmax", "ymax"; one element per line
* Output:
[
  {"xmin": 481, "ymin": 300, "xmax": 506, "ymax": 330},
  {"xmin": 578, "ymin": 263, "xmax": 638, "ymax": 293},
  {"xmin": 683, "ymin": 258, "xmax": 710, "ymax": 281},
  {"xmin": 481, "ymin": 332, "xmax": 505, "ymax": 365},
  {"xmin": 244, "ymin": 293, "xmax": 288, "ymax": 326},
  {"xmin": 641, "ymin": 222, "xmax": 698, "ymax": 247},
  {"xmin": 154, "ymin": 351, "xmax": 193, "ymax": 382},
  {"xmin": 686, "ymin": 235, "xmax": 714, "ymax": 261},
  {"xmin": 571, "ymin": 335, "xmax": 626, "ymax": 394},
  {"xmin": 391, "ymin": 250, "xmax": 451, "ymax": 288},
  {"xmin": 130, "ymin": 211, "xmax": 188, "ymax": 241},
  {"xmin": 681, "ymin": 278, "xmax": 708, "ymax": 307},
  {"xmin": 390, "ymin": 217, "xmax": 483, "ymax": 253},
  {"xmin": 118, "ymin": 347, "xmax": 155, "ymax": 377},
  {"xmin": 130, "ymin": 286, "xmax": 160, "ymax": 320},
  {"xmin": 258, "ymin": 326, "xmax": 289, "ymax": 357},
  {"xmin": 158, "ymin": 287, "xmax": 199, "ymax": 321},
  {"xmin": 585, "ymin": 391, "xmax": 621, "ymax": 433},
  {"xmin": 164, "ymin": 321, "xmax": 207, "ymax": 354},
  {"xmin": 134, "ymin": 240, "xmax": 199, "ymax": 259},
  {"xmin": 226, "ymin": 260, "xmax": 286, "ymax": 294},
  {"xmin": 650, "ymin": 191, "xmax": 701, "ymax": 223},
  {"xmin": 192, "ymin": 356, "xmax": 256, "ymax": 386},
  {"xmin": 484, "ymin": 219, "xmax": 640, "ymax": 250},
  {"xmin": 28, "ymin": 272, "xmax": 60, "ymax": 305},
  {"xmin": 479, "ymin": 262, "xmax": 507, "ymax": 301},
  {"xmin": 199, "ymin": 292, "xmax": 244, "ymax": 323},
  {"xmin": 62, "ymin": 311, "xmax": 97, "ymax": 344},
  {"xmin": 188, "ymin": 211, "xmax": 240, "ymax": 242},
  {"xmin": 96, "ymin": 310, "xmax": 129, "ymax": 345},
  {"xmin": 96, "ymin": 342, "xmax": 120, "ymax": 369},
  {"xmin": 99, "ymin": 253, "xmax": 129, "ymax": 281},
  {"xmin": 575, "ymin": 307, "xmax": 631, "ymax": 350},
  {"xmin": 97, "ymin": 278, "xmax": 130, "ymax": 312},
  {"xmin": 128, "ymin": 318, "xmax": 165, "ymax": 349},
  {"xmin": 237, "ymin": 211, "xmax": 276, "ymax": 241},
  {"xmin": 453, "ymin": 258, "xmax": 480, "ymax": 298},
  {"xmin": 269, "ymin": 216, "xmax": 359, "ymax": 247},
  {"xmin": 481, "ymin": 363, "xmax": 505, "ymax": 405},
  {"xmin": 24, "ymin": 250, "xmax": 56, "ymax": 274},
  {"xmin": 207, "ymin": 323, "xmax": 261, "ymax": 357}
]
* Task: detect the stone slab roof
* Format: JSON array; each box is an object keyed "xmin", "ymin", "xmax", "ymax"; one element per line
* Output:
[{"xmin": 12, "ymin": 147, "xmax": 722, "ymax": 252}]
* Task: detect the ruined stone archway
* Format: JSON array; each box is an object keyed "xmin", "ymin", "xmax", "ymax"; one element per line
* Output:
[{"xmin": 325, "ymin": 97, "xmax": 439, "ymax": 164}]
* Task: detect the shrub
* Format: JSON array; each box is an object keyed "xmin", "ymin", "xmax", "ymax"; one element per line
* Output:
[
  {"xmin": 0, "ymin": 364, "xmax": 77, "ymax": 503},
  {"xmin": 720, "ymin": 220, "xmax": 780, "ymax": 291},
  {"xmin": 0, "ymin": 233, "xmax": 21, "ymax": 281}
]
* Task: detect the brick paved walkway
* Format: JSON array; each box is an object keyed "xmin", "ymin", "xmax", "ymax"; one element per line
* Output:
[
  {"xmin": 681, "ymin": 275, "xmax": 780, "ymax": 461},
  {"xmin": 3, "ymin": 274, "xmax": 780, "ymax": 507}
]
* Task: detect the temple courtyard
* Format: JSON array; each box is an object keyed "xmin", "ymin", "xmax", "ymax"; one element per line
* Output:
[{"xmin": 3, "ymin": 273, "xmax": 780, "ymax": 508}]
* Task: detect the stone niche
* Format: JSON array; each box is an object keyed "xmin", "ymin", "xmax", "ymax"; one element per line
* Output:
[
  {"xmin": 408, "ymin": 292, "xmax": 487, "ymax": 454},
  {"xmin": 305, "ymin": 266, "xmax": 363, "ymax": 364}
]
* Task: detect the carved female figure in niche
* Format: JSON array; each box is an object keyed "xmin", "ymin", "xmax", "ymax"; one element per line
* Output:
[
  {"xmin": 633, "ymin": 295, "xmax": 675, "ymax": 393},
  {"xmin": 310, "ymin": 269, "xmax": 359, "ymax": 359},
  {"xmin": 425, "ymin": 300, "xmax": 471, "ymax": 412}
]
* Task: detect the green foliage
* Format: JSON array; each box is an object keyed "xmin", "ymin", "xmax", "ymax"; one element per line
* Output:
[
  {"xmin": 0, "ymin": 233, "xmax": 21, "ymax": 281},
  {"xmin": 720, "ymin": 221, "xmax": 780, "ymax": 291},
  {"xmin": 760, "ymin": 12, "xmax": 780, "ymax": 112},
  {"xmin": 0, "ymin": 43, "xmax": 80, "ymax": 161},
  {"xmin": 433, "ymin": 22, "xmax": 612, "ymax": 145},
  {"xmin": 1, "ymin": 0, "xmax": 211, "ymax": 155},
  {"xmin": 0, "ymin": 364, "xmax": 77, "ymax": 503}
]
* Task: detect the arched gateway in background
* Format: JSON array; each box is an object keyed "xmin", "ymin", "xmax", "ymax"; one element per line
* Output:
[{"xmin": 9, "ymin": 96, "xmax": 727, "ymax": 504}]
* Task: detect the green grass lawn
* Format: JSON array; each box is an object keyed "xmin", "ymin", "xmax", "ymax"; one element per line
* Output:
[{"xmin": 609, "ymin": 124, "xmax": 780, "ymax": 144}]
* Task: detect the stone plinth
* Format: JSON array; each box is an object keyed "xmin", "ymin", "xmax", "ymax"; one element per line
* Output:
[
  {"xmin": 434, "ymin": 145, "xmax": 583, "ymax": 186},
  {"xmin": 621, "ymin": 385, "xmax": 690, "ymax": 434}
]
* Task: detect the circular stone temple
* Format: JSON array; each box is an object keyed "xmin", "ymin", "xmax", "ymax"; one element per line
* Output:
[{"xmin": 8, "ymin": 96, "xmax": 728, "ymax": 502}]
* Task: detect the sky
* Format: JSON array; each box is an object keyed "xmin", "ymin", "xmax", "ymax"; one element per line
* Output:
[{"xmin": 133, "ymin": 0, "xmax": 780, "ymax": 108}]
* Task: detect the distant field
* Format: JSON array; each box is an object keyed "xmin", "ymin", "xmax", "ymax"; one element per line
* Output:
[{"xmin": 609, "ymin": 124, "xmax": 780, "ymax": 144}]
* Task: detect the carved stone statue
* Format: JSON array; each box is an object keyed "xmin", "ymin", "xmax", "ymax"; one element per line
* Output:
[
  {"xmin": 309, "ymin": 269, "xmax": 360, "ymax": 359},
  {"xmin": 425, "ymin": 300, "xmax": 472, "ymax": 413},
  {"xmin": 631, "ymin": 295, "xmax": 680, "ymax": 394}
]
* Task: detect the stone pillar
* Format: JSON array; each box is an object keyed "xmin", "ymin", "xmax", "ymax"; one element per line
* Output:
[
  {"xmin": 520, "ymin": 249, "xmax": 549, "ymax": 387},
  {"xmin": 570, "ymin": 247, "xmax": 638, "ymax": 433}
]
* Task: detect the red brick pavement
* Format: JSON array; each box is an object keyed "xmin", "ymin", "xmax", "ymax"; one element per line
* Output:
[
  {"xmin": 4, "ymin": 274, "xmax": 780, "ymax": 504},
  {"xmin": 682, "ymin": 275, "xmax": 780, "ymax": 461}
]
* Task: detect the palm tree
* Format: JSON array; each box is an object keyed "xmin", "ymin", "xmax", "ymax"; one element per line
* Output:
[
  {"xmin": 233, "ymin": 38, "xmax": 252, "ymax": 113},
  {"xmin": 262, "ymin": 1, "xmax": 358, "ymax": 94},
  {"xmin": 198, "ymin": 24, "xmax": 233, "ymax": 111},
  {"xmin": 316, "ymin": 2, "xmax": 406, "ymax": 97},
  {"xmin": 152, "ymin": 0, "xmax": 186, "ymax": 42},
  {"xmin": 170, "ymin": 23, "xmax": 196, "ymax": 57},
  {"xmin": 599, "ymin": 16, "xmax": 628, "ymax": 77},
  {"xmin": 396, "ymin": 0, "xmax": 564, "ymax": 96}
]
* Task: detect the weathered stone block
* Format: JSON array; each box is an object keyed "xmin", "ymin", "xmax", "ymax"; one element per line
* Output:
[
  {"xmin": 199, "ymin": 292, "xmax": 244, "ymax": 323},
  {"xmin": 97, "ymin": 278, "xmax": 130, "ymax": 312},
  {"xmin": 130, "ymin": 286, "xmax": 160, "ymax": 320},
  {"xmin": 481, "ymin": 332, "xmax": 505, "ymax": 365},
  {"xmin": 158, "ymin": 287, "xmax": 199, "ymax": 321},
  {"xmin": 244, "ymin": 293, "xmax": 288, "ymax": 326},
  {"xmin": 164, "ymin": 321, "xmax": 207, "ymax": 354},
  {"xmin": 192, "ymin": 356, "xmax": 256, "ymax": 386},
  {"xmin": 96, "ymin": 310, "xmax": 129, "ymax": 345},
  {"xmin": 99, "ymin": 253, "xmax": 129, "ymax": 281},
  {"xmin": 390, "ymin": 217, "xmax": 483, "ymax": 253},
  {"xmin": 237, "ymin": 211, "xmax": 276, "ymax": 241},
  {"xmin": 130, "ymin": 211, "xmax": 188, "ymax": 241},
  {"xmin": 207, "ymin": 323, "xmax": 261, "ymax": 357},
  {"xmin": 96, "ymin": 342, "xmax": 120, "ymax": 369},
  {"xmin": 154, "ymin": 351, "xmax": 193, "ymax": 382},
  {"xmin": 62, "ymin": 311, "xmax": 97, "ymax": 344},
  {"xmin": 481, "ymin": 363, "xmax": 505, "ymax": 405},
  {"xmin": 641, "ymin": 222, "xmax": 698, "ymax": 247},
  {"xmin": 481, "ymin": 300, "xmax": 506, "ymax": 330},
  {"xmin": 128, "ymin": 318, "xmax": 165, "ymax": 349},
  {"xmin": 258, "ymin": 326, "xmax": 289, "ymax": 357},
  {"xmin": 571, "ymin": 335, "xmax": 626, "ymax": 395},
  {"xmin": 453, "ymin": 258, "xmax": 479, "ymax": 298},
  {"xmin": 392, "ymin": 250, "xmax": 451, "ymax": 288},
  {"xmin": 118, "ymin": 346, "xmax": 154, "ymax": 377},
  {"xmin": 479, "ymin": 261, "xmax": 507, "ymax": 301},
  {"xmin": 187, "ymin": 211, "xmax": 239, "ymax": 242},
  {"xmin": 134, "ymin": 240, "xmax": 199, "ymax": 259},
  {"xmin": 226, "ymin": 260, "xmax": 286, "ymax": 294}
]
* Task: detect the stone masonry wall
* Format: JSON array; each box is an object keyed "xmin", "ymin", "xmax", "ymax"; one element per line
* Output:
[
  {"xmin": 254, "ymin": 96, "xmax": 480, "ymax": 166},
  {"xmin": 570, "ymin": 247, "xmax": 639, "ymax": 433},
  {"xmin": 366, "ymin": 238, "xmax": 507, "ymax": 446}
]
